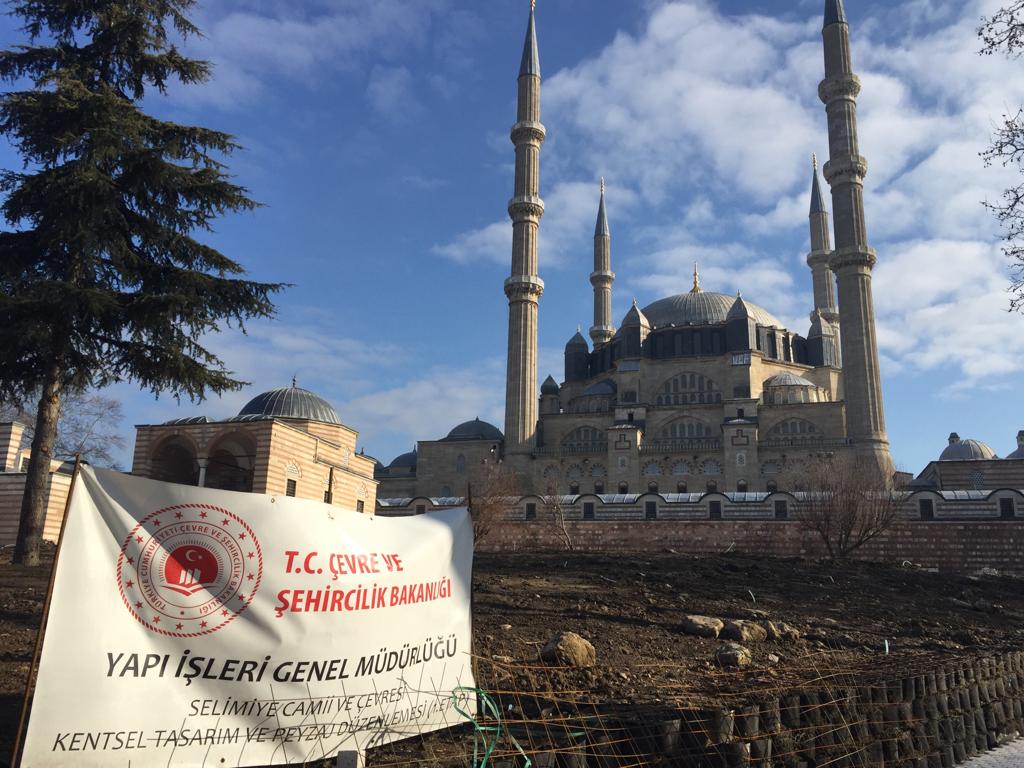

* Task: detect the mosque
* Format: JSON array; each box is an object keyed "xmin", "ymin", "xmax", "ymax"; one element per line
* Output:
[
  {"xmin": 0, "ymin": 1, "xmax": 1021, "ymax": 542},
  {"xmin": 377, "ymin": 0, "xmax": 894, "ymax": 501}
]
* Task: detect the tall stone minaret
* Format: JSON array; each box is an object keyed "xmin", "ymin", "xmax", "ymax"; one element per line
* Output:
[
  {"xmin": 820, "ymin": 0, "xmax": 890, "ymax": 471},
  {"xmin": 504, "ymin": 1, "xmax": 545, "ymax": 452},
  {"xmin": 590, "ymin": 178, "xmax": 615, "ymax": 345},
  {"xmin": 807, "ymin": 155, "xmax": 838, "ymax": 326}
]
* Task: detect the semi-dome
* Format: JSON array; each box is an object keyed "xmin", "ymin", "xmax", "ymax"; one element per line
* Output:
[
  {"xmin": 939, "ymin": 433, "xmax": 997, "ymax": 461},
  {"xmin": 388, "ymin": 450, "xmax": 417, "ymax": 469},
  {"xmin": 764, "ymin": 373, "xmax": 816, "ymax": 388},
  {"xmin": 237, "ymin": 386, "xmax": 341, "ymax": 425},
  {"xmin": 642, "ymin": 291, "xmax": 782, "ymax": 329},
  {"xmin": 442, "ymin": 418, "xmax": 504, "ymax": 442}
]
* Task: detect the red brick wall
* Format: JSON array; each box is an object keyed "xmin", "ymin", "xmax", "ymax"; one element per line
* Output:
[{"xmin": 479, "ymin": 519, "xmax": 1024, "ymax": 573}]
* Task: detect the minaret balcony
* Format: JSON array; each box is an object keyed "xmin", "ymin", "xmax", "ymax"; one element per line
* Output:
[
  {"xmin": 510, "ymin": 120, "xmax": 546, "ymax": 144},
  {"xmin": 818, "ymin": 73, "xmax": 861, "ymax": 103},
  {"xmin": 504, "ymin": 275, "xmax": 545, "ymax": 300}
]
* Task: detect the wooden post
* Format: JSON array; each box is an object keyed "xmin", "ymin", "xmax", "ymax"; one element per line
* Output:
[{"xmin": 10, "ymin": 455, "xmax": 82, "ymax": 768}]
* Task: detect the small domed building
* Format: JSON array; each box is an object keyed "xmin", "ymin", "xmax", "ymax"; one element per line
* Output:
[
  {"xmin": 376, "ymin": 418, "xmax": 504, "ymax": 500},
  {"xmin": 912, "ymin": 431, "xmax": 1024, "ymax": 492},
  {"xmin": 131, "ymin": 383, "xmax": 377, "ymax": 511}
]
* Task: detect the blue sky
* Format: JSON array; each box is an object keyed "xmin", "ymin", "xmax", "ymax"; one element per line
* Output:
[{"xmin": 2, "ymin": 0, "xmax": 1023, "ymax": 474}]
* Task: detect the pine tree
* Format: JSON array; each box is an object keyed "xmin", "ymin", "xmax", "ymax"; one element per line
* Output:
[{"xmin": 0, "ymin": 0, "xmax": 285, "ymax": 565}]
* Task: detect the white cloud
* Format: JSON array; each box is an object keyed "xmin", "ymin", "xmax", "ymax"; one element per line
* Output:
[{"xmin": 366, "ymin": 65, "xmax": 423, "ymax": 122}]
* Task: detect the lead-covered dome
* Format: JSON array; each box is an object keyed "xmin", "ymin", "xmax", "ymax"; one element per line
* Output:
[
  {"xmin": 442, "ymin": 418, "xmax": 504, "ymax": 442},
  {"xmin": 939, "ymin": 433, "xmax": 997, "ymax": 461},
  {"xmin": 237, "ymin": 386, "xmax": 341, "ymax": 425},
  {"xmin": 642, "ymin": 291, "xmax": 782, "ymax": 329},
  {"xmin": 388, "ymin": 450, "xmax": 418, "ymax": 469}
]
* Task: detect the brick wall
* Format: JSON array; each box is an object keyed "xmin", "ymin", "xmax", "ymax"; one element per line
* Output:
[{"xmin": 478, "ymin": 518, "xmax": 1024, "ymax": 574}]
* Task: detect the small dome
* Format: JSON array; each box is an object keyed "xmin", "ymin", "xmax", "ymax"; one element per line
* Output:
[
  {"xmin": 442, "ymin": 418, "xmax": 504, "ymax": 442},
  {"xmin": 541, "ymin": 376, "xmax": 560, "ymax": 396},
  {"xmin": 939, "ymin": 433, "xmax": 997, "ymax": 461},
  {"xmin": 388, "ymin": 450, "xmax": 418, "ymax": 469},
  {"xmin": 162, "ymin": 416, "xmax": 211, "ymax": 426},
  {"xmin": 238, "ymin": 386, "xmax": 341, "ymax": 425},
  {"xmin": 764, "ymin": 373, "xmax": 816, "ymax": 388}
]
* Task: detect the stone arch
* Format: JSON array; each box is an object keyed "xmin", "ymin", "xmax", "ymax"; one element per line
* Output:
[
  {"xmin": 767, "ymin": 418, "xmax": 819, "ymax": 437},
  {"xmin": 657, "ymin": 417, "xmax": 715, "ymax": 440},
  {"xmin": 560, "ymin": 426, "xmax": 606, "ymax": 453},
  {"xmin": 205, "ymin": 430, "xmax": 256, "ymax": 492},
  {"xmin": 642, "ymin": 461, "xmax": 663, "ymax": 477},
  {"xmin": 150, "ymin": 434, "xmax": 199, "ymax": 486},
  {"xmin": 655, "ymin": 372, "xmax": 722, "ymax": 406}
]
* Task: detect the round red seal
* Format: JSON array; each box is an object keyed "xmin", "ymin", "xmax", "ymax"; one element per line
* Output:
[{"xmin": 116, "ymin": 504, "xmax": 263, "ymax": 637}]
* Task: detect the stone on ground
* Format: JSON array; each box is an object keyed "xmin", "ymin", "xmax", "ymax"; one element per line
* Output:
[
  {"xmin": 716, "ymin": 642, "xmax": 752, "ymax": 668},
  {"xmin": 680, "ymin": 615, "xmax": 725, "ymax": 638},
  {"xmin": 541, "ymin": 632, "xmax": 596, "ymax": 668},
  {"xmin": 721, "ymin": 620, "xmax": 768, "ymax": 643}
]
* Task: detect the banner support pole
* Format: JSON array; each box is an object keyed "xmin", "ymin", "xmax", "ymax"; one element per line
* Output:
[{"xmin": 10, "ymin": 454, "xmax": 82, "ymax": 768}]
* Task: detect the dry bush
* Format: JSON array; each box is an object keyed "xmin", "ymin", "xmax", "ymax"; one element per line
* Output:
[{"xmin": 783, "ymin": 455, "xmax": 903, "ymax": 560}]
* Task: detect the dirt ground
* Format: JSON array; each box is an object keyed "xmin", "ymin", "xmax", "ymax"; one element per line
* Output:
[{"xmin": 1, "ymin": 548, "xmax": 1022, "ymax": 766}]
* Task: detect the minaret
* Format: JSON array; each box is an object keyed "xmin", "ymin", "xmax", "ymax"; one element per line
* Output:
[
  {"xmin": 807, "ymin": 155, "xmax": 838, "ymax": 325},
  {"xmin": 590, "ymin": 178, "xmax": 615, "ymax": 345},
  {"xmin": 820, "ymin": 0, "xmax": 890, "ymax": 471},
  {"xmin": 504, "ymin": 1, "xmax": 545, "ymax": 452}
]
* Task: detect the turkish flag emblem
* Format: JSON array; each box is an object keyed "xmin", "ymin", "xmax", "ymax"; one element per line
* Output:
[{"xmin": 163, "ymin": 545, "xmax": 219, "ymax": 597}]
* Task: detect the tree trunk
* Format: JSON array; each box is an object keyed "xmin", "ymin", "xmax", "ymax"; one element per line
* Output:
[{"xmin": 13, "ymin": 362, "xmax": 63, "ymax": 566}]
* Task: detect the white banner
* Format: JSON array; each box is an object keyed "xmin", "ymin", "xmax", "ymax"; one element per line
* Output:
[{"xmin": 21, "ymin": 466, "xmax": 476, "ymax": 767}]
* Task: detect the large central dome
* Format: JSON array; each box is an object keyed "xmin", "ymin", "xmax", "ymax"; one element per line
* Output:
[{"xmin": 642, "ymin": 291, "xmax": 782, "ymax": 329}]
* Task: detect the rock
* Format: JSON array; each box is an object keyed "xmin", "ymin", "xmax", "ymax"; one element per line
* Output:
[
  {"xmin": 721, "ymin": 620, "xmax": 768, "ymax": 643},
  {"xmin": 763, "ymin": 620, "xmax": 801, "ymax": 642},
  {"xmin": 767, "ymin": 653, "xmax": 781, "ymax": 665},
  {"xmin": 493, "ymin": 655, "xmax": 515, "ymax": 664},
  {"xmin": 500, "ymin": 624, "xmax": 512, "ymax": 631},
  {"xmin": 680, "ymin": 615, "xmax": 725, "ymax": 638},
  {"xmin": 541, "ymin": 632, "xmax": 596, "ymax": 668},
  {"xmin": 733, "ymin": 608, "xmax": 769, "ymax": 620},
  {"xmin": 716, "ymin": 642, "xmax": 752, "ymax": 668}
]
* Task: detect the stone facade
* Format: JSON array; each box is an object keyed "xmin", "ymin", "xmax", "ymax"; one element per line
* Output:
[
  {"xmin": 131, "ymin": 386, "xmax": 377, "ymax": 512},
  {"xmin": 376, "ymin": 1, "xmax": 905, "ymax": 504}
]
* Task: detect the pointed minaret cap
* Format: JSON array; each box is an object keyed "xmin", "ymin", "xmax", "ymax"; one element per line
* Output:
[
  {"xmin": 810, "ymin": 154, "xmax": 828, "ymax": 215},
  {"xmin": 541, "ymin": 375, "xmax": 560, "ymax": 396},
  {"xmin": 948, "ymin": 432, "xmax": 961, "ymax": 445},
  {"xmin": 566, "ymin": 328, "xmax": 589, "ymax": 349},
  {"xmin": 727, "ymin": 292, "xmax": 750, "ymax": 321},
  {"xmin": 520, "ymin": 1, "xmax": 541, "ymax": 78},
  {"xmin": 690, "ymin": 263, "xmax": 703, "ymax": 294},
  {"xmin": 824, "ymin": 0, "xmax": 847, "ymax": 28},
  {"xmin": 621, "ymin": 298, "xmax": 650, "ymax": 328},
  {"xmin": 595, "ymin": 177, "xmax": 610, "ymax": 237}
]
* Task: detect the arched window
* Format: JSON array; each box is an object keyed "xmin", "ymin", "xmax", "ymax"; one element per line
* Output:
[
  {"xmin": 701, "ymin": 459, "xmax": 721, "ymax": 475},
  {"xmin": 655, "ymin": 372, "xmax": 722, "ymax": 406},
  {"xmin": 590, "ymin": 464, "xmax": 607, "ymax": 478},
  {"xmin": 769, "ymin": 418, "xmax": 818, "ymax": 436},
  {"xmin": 150, "ymin": 436, "xmax": 199, "ymax": 486},
  {"xmin": 643, "ymin": 462, "xmax": 663, "ymax": 477},
  {"xmin": 440, "ymin": 485, "xmax": 452, "ymax": 497},
  {"xmin": 543, "ymin": 465, "xmax": 560, "ymax": 480},
  {"xmin": 561, "ymin": 426, "xmax": 606, "ymax": 453},
  {"xmin": 658, "ymin": 419, "xmax": 714, "ymax": 440},
  {"xmin": 205, "ymin": 432, "xmax": 256, "ymax": 492},
  {"xmin": 671, "ymin": 461, "xmax": 692, "ymax": 476},
  {"xmin": 456, "ymin": 454, "xmax": 466, "ymax": 474},
  {"xmin": 566, "ymin": 464, "xmax": 584, "ymax": 480}
]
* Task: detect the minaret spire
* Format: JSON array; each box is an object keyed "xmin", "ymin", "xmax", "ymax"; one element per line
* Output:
[
  {"xmin": 504, "ymin": 1, "xmax": 546, "ymax": 453},
  {"xmin": 807, "ymin": 154, "xmax": 838, "ymax": 325},
  {"xmin": 690, "ymin": 262, "xmax": 702, "ymax": 294},
  {"xmin": 820, "ymin": 0, "xmax": 890, "ymax": 472},
  {"xmin": 590, "ymin": 177, "xmax": 615, "ymax": 345}
]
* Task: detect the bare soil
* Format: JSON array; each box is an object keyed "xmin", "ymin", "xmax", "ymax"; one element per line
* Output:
[{"xmin": 1, "ymin": 548, "xmax": 1022, "ymax": 766}]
